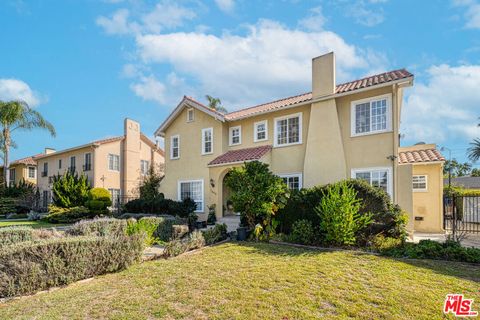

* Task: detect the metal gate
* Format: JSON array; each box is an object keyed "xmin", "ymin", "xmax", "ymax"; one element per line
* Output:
[{"xmin": 444, "ymin": 195, "xmax": 480, "ymax": 233}]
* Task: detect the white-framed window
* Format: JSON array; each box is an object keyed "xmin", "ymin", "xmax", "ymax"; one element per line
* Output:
[
  {"xmin": 279, "ymin": 173, "xmax": 303, "ymax": 191},
  {"xmin": 254, "ymin": 120, "xmax": 268, "ymax": 142},
  {"xmin": 178, "ymin": 180, "xmax": 204, "ymax": 212},
  {"xmin": 229, "ymin": 126, "xmax": 241, "ymax": 146},
  {"xmin": 187, "ymin": 108, "xmax": 195, "ymax": 122},
  {"xmin": 109, "ymin": 188, "xmax": 121, "ymax": 208},
  {"xmin": 170, "ymin": 135, "xmax": 180, "ymax": 159},
  {"xmin": 108, "ymin": 154, "xmax": 120, "ymax": 171},
  {"xmin": 352, "ymin": 167, "xmax": 392, "ymax": 196},
  {"xmin": 351, "ymin": 94, "xmax": 392, "ymax": 137},
  {"xmin": 412, "ymin": 175, "xmax": 428, "ymax": 191},
  {"xmin": 274, "ymin": 112, "xmax": 302, "ymax": 147},
  {"xmin": 140, "ymin": 160, "xmax": 150, "ymax": 175},
  {"xmin": 201, "ymin": 128, "xmax": 213, "ymax": 155},
  {"xmin": 28, "ymin": 166, "xmax": 36, "ymax": 179}
]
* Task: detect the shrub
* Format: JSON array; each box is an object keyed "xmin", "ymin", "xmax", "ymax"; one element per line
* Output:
[
  {"xmin": 155, "ymin": 216, "xmax": 186, "ymax": 241},
  {"xmin": 316, "ymin": 182, "xmax": 373, "ymax": 246},
  {"xmin": 0, "ymin": 226, "xmax": 33, "ymax": 246},
  {"xmin": 51, "ymin": 171, "xmax": 90, "ymax": 208},
  {"xmin": 66, "ymin": 218, "xmax": 127, "ymax": 237},
  {"xmin": 288, "ymin": 219, "xmax": 316, "ymax": 245},
  {"xmin": 126, "ymin": 217, "xmax": 164, "ymax": 246},
  {"xmin": 43, "ymin": 205, "xmax": 92, "ymax": 223},
  {"xmin": 380, "ymin": 239, "xmax": 480, "ymax": 263},
  {"xmin": 139, "ymin": 166, "xmax": 164, "ymax": 202},
  {"xmin": 207, "ymin": 204, "xmax": 217, "ymax": 225},
  {"xmin": 0, "ymin": 235, "xmax": 145, "ymax": 298},
  {"xmin": 85, "ymin": 188, "xmax": 112, "ymax": 215},
  {"xmin": 27, "ymin": 211, "xmax": 42, "ymax": 221},
  {"xmin": 225, "ymin": 161, "xmax": 289, "ymax": 240},
  {"xmin": 277, "ymin": 179, "xmax": 407, "ymax": 242},
  {"xmin": 371, "ymin": 234, "xmax": 403, "ymax": 252},
  {"xmin": 123, "ymin": 198, "xmax": 196, "ymax": 218},
  {"xmin": 163, "ymin": 231, "xmax": 205, "ymax": 258},
  {"xmin": 202, "ymin": 223, "xmax": 228, "ymax": 245},
  {"xmin": 0, "ymin": 197, "xmax": 16, "ymax": 215}
]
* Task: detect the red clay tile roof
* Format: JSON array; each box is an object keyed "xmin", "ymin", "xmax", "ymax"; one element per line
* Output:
[
  {"xmin": 398, "ymin": 148, "xmax": 445, "ymax": 164},
  {"xmin": 11, "ymin": 154, "xmax": 42, "ymax": 166},
  {"xmin": 208, "ymin": 145, "xmax": 272, "ymax": 166},
  {"xmin": 92, "ymin": 136, "xmax": 124, "ymax": 145},
  {"xmin": 224, "ymin": 69, "xmax": 413, "ymax": 120}
]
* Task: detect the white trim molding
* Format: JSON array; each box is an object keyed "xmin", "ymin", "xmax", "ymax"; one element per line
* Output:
[
  {"xmin": 278, "ymin": 172, "xmax": 303, "ymax": 191},
  {"xmin": 273, "ymin": 112, "xmax": 303, "ymax": 148},
  {"xmin": 170, "ymin": 135, "xmax": 180, "ymax": 160},
  {"xmin": 229, "ymin": 126, "xmax": 242, "ymax": 146},
  {"xmin": 351, "ymin": 166, "xmax": 393, "ymax": 197},
  {"xmin": 177, "ymin": 179, "xmax": 205, "ymax": 213},
  {"xmin": 350, "ymin": 93, "xmax": 392, "ymax": 137},
  {"xmin": 412, "ymin": 174, "xmax": 428, "ymax": 192},
  {"xmin": 254, "ymin": 120, "xmax": 268, "ymax": 142},
  {"xmin": 201, "ymin": 127, "xmax": 214, "ymax": 155}
]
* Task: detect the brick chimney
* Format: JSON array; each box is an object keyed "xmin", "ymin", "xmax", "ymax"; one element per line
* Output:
[{"xmin": 312, "ymin": 52, "xmax": 336, "ymax": 99}]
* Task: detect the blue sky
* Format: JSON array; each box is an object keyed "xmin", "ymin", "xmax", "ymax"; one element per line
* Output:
[{"xmin": 1, "ymin": 0, "xmax": 479, "ymax": 167}]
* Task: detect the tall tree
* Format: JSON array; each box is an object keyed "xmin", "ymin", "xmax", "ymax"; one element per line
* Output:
[
  {"xmin": 205, "ymin": 95, "xmax": 228, "ymax": 113},
  {"xmin": 0, "ymin": 100, "xmax": 56, "ymax": 186},
  {"xmin": 467, "ymin": 117, "xmax": 480, "ymax": 163}
]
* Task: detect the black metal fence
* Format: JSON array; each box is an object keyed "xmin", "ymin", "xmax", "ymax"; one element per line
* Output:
[
  {"xmin": 112, "ymin": 195, "xmax": 138, "ymax": 215},
  {"xmin": 444, "ymin": 195, "xmax": 480, "ymax": 233}
]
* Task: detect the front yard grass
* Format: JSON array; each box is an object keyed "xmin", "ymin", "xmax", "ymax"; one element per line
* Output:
[
  {"xmin": 0, "ymin": 242, "xmax": 478, "ymax": 319},
  {"xmin": 0, "ymin": 219, "xmax": 68, "ymax": 229}
]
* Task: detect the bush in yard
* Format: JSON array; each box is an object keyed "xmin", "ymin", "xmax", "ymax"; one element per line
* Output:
[
  {"xmin": 154, "ymin": 216, "xmax": 187, "ymax": 241},
  {"xmin": 202, "ymin": 223, "xmax": 228, "ymax": 245},
  {"xmin": 316, "ymin": 181, "xmax": 373, "ymax": 246},
  {"xmin": 43, "ymin": 205, "xmax": 93, "ymax": 223},
  {"xmin": 138, "ymin": 166, "xmax": 164, "ymax": 202},
  {"xmin": 277, "ymin": 179, "xmax": 408, "ymax": 243},
  {"xmin": 126, "ymin": 217, "xmax": 164, "ymax": 246},
  {"xmin": 380, "ymin": 239, "xmax": 480, "ymax": 263},
  {"xmin": 123, "ymin": 198, "xmax": 196, "ymax": 218},
  {"xmin": 287, "ymin": 219, "xmax": 316, "ymax": 245},
  {"xmin": 225, "ymin": 161, "xmax": 290, "ymax": 240},
  {"xmin": 66, "ymin": 218, "xmax": 127, "ymax": 237},
  {"xmin": 51, "ymin": 171, "xmax": 90, "ymax": 208},
  {"xmin": 0, "ymin": 197, "xmax": 16, "ymax": 216},
  {"xmin": 163, "ymin": 230, "xmax": 205, "ymax": 258},
  {"xmin": 0, "ymin": 235, "xmax": 145, "ymax": 298},
  {"xmin": 0, "ymin": 226, "xmax": 33, "ymax": 246},
  {"xmin": 85, "ymin": 188, "xmax": 112, "ymax": 215}
]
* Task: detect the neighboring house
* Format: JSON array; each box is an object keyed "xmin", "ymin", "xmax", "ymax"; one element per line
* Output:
[
  {"xmin": 35, "ymin": 118, "xmax": 164, "ymax": 208},
  {"xmin": 0, "ymin": 154, "xmax": 41, "ymax": 186},
  {"xmin": 445, "ymin": 176, "xmax": 480, "ymax": 189},
  {"xmin": 154, "ymin": 52, "xmax": 444, "ymax": 233},
  {"xmin": 398, "ymin": 144, "xmax": 445, "ymax": 233}
]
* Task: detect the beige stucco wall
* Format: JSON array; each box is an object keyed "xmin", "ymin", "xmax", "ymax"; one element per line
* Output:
[
  {"xmin": 397, "ymin": 164, "xmax": 414, "ymax": 234},
  {"xmin": 7, "ymin": 163, "xmax": 37, "ymax": 185},
  {"xmin": 411, "ymin": 163, "xmax": 444, "ymax": 233}
]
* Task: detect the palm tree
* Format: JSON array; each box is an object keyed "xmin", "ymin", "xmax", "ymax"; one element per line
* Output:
[
  {"xmin": 468, "ymin": 138, "xmax": 480, "ymax": 163},
  {"xmin": 0, "ymin": 100, "xmax": 56, "ymax": 186},
  {"xmin": 205, "ymin": 95, "xmax": 228, "ymax": 113}
]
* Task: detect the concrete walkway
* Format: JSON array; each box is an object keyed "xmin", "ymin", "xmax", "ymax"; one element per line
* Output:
[
  {"xmin": 413, "ymin": 232, "xmax": 480, "ymax": 248},
  {"xmin": 218, "ymin": 215, "xmax": 241, "ymax": 232}
]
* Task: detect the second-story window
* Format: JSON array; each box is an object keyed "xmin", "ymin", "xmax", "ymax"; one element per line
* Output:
[
  {"xmin": 9, "ymin": 168, "xmax": 16, "ymax": 184},
  {"xmin": 70, "ymin": 156, "xmax": 76, "ymax": 173},
  {"xmin": 202, "ymin": 128, "xmax": 213, "ymax": 155},
  {"xmin": 58, "ymin": 159, "xmax": 62, "ymax": 169},
  {"xmin": 28, "ymin": 167, "xmax": 36, "ymax": 179},
  {"xmin": 108, "ymin": 154, "xmax": 120, "ymax": 171},
  {"xmin": 43, "ymin": 162, "xmax": 48, "ymax": 177},
  {"xmin": 254, "ymin": 120, "xmax": 268, "ymax": 142},
  {"xmin": 170, "ymin": 135, "xmax": 180, "ymax": 159},
  {"xmin": 274, "ymin": 113, "xmax": 302, "ymax": 147},
  {"xmin": 84, "ymin": 153, "xmax": 92, "ymax": 171},
  {"xmin": 351, "ymin": 94, "xmax": 391, "ymax": 136},
  {"xmin": 140, "ymin": 160, "xmax": 149, "ymax": 175},
  {"xmin": 229, "ymin": 126, "xmax": 241, "ymax": 146}
]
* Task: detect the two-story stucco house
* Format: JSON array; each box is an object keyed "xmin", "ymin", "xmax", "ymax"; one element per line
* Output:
[
  {"xmin": 154, "ymin": 52, "xmax": 444, "ymax": 233},
  {"xmin": 0, "ymin": 154, "xmax": 40, "ymax": 187},
  {"xmin": 36, "ymin": 118, "xmax": 164, "ymax": 208}
]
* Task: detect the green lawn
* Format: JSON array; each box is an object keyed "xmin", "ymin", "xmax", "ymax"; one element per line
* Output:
[
  {"xmin": 0, "ymin": 242, "xmax": 478, "ymax": 320},
  {"xmin": 0, "ymin": 219, "xmax": 67, "ymax": 229}
]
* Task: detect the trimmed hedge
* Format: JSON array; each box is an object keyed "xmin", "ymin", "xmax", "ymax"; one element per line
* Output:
[
  {"xmin": 277, "ymin": 179, "xmax": 408, "ymax": 243},
  {"xmin": 0, "ymin": 227, "xmax": 33, "ymax": 246},
  {"xmin": 0, "ymin": 235, "xmax": 145, "ymax": 298},
  {"xmin": 86, "ymin": 188, "xmax": 112, "ymax": 215},
  {"xmin": 66, "ymin": 218, "xmax": 127, "ymax": 237},
  {"xmin": 43, "ymin": 205, "xmax": 93, "ymax": 223}
]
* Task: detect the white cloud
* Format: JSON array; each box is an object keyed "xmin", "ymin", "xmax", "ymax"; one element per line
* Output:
[
  {"xmin": 136, "ymin": 19, "xmax": 376, "ymax": 108},
  {"xmin": 402, "ymin": 64, "xmax": 480, "ymax": 143},
  {"xmin": 299, "ymin": 6, "xmax": 326, "ymax": 31},
  {"xmin": 130, "ymin": 75, "xmax": 167, "ymax": 104},
  {"xmin": 0, "ymin": 78, "xmax": 42, "ymax": 107},
  {"xmin": 215, "ymin": 0, "xmax": 235, "ymax": 13},
  {"xmin": 345, "ymin": 1, "xmax": 385, "ymax": 27},
  {"xmin": 96, "ymin": 9, "xmax": 140, "ymax": 35},
  {"xmin": 453, "ymin": 0, "xmax": 480, "ymax": 29},
  {"xmin": 96, "ymin": 2, "xmax": 196, "ymax": 35}
]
